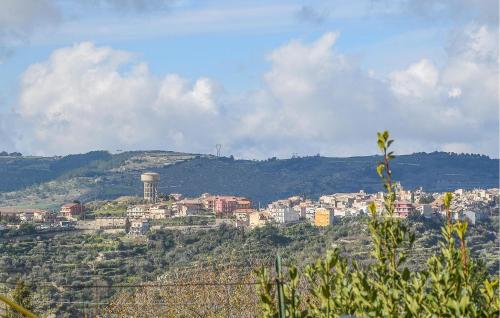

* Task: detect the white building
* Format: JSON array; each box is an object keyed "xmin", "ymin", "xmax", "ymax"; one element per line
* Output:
[
  {"xmin": 127, "ymin": 205, "xmax": 148, "ymax": 219},
  {"xmin": 19, "ymin": 211, "xmax": 34, "ymax": 222},
  {"xmin": 149, "ymin": 205, "xmax": 170, "ymax": 219},
  {"xmin": 305, "ymin": 206, "xmax": 317, "ymax": 221},
  {"xmin": 130, "ymin": 219, "xmax": 150, "ymax": 235},
  {"xmin": 269, "ymin": 205, "xmax": 299, "ymax": 224}
]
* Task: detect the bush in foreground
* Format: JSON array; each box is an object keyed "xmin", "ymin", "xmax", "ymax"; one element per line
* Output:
[{"xmin": 257, "ymin": 131, "xmax": 499, "ymax": 317}]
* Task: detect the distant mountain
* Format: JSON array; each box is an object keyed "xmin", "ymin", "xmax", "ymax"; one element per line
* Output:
[{"xmin": 0, "ymin": 151, "xmax": 497, "ymax": 207}]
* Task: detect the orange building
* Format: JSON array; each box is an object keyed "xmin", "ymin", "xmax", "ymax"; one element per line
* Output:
[
  {"xmin": 60, "ymin": 203, "xmax": 84, "ymax": 220},
  {"xmin": 314, "ymin": 207, "xmax": 334, "ymax": 227}
]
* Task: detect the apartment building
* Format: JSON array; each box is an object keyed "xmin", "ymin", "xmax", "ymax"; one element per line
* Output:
[
  {"xmin": 314, "ymin": 207, "xmax": 334, "ymax": 227},
  {"xmin": 269, "ymin": 205, "xmax": 299, "ymax": 224},
  {"xmin": 175, "ymin": 199, "xmax": 204, "ymax": 216},
  {"xmin": 394, "ymin": 201, "xmax": 415, "ymax": 218},
  {"xmin": 233, "ymin": 208, "xmax": 257, "ymax": 226},
  {"xmin": 60, "ymin": 203, "xmax": 84, "ymax": 220}
]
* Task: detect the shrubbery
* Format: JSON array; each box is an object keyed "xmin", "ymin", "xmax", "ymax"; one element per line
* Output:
[{"xmin": 257, "ymin": 132, "xmax": 499, "ymax": 317}]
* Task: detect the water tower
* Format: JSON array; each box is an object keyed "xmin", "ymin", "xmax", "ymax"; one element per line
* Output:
[{"xmin": 140, "ymin": 172, "xmax": 160, "ymax": 203}]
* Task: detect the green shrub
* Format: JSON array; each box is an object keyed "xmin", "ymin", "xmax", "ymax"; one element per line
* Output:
[{"xmin": 257, "ymin": 131, "xmax": 499, "ymax": 317}]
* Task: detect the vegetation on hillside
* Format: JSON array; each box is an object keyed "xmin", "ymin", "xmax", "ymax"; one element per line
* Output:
[
  {"xmin": 256, "ymin": 131, "xmax": 499, "ymax": 317},
  {"xmin": 0, "ymin": 213, "xmax": 496, "ymax": 317},
  {"xmin": 0, "ymin": 149, "xmax": 498, "ymax": 208},
  {"xmin": 1, "ymin": 133, "xmax": 498, "ymax": 317}
]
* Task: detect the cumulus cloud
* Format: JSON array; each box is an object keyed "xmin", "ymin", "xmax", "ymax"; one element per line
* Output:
[
  {"xmin": 13, "ymin": 25, "xmax": 499, "ymax": 158},
  {"xmin": 16, "ymin": 42, "xmax": 222, "ymax": 155},
  {"xmin": 390, "ymin": 59, "xmax": 439, "ymax": 98},
  {"xmin": 388, "ymin": 23, "xmax": 498, "ymax": 155},
  {"xmin": 234, "ymin": 26, "xmax": 498, "ymax": 158},
  {"xmin": 230, "ymin": 32, "xmax": 396, "ymax": 158}
]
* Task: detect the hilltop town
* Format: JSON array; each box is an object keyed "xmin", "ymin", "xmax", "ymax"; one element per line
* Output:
[{"xmin": 1, "ymin": 171, "xmax": 497, "ymax": 237}]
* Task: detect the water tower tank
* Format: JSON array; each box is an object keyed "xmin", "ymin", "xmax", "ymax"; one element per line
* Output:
[{"xmin": 141, "ymin": 172, "xmax": 160, "ymax": 203}]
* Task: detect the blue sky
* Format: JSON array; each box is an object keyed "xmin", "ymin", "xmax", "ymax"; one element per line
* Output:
[
  {"xmin": 1, "ymin": 1, "xmax": 450, "ymax": 92},
  {"xmin": 0, "ymin": 0, "xmax": 498, "ymax": 158}
]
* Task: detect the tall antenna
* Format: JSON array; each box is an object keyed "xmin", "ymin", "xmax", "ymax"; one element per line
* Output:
[{"xmin": 215, "ymin": 144, "xmax": 222, "ymax": 158}]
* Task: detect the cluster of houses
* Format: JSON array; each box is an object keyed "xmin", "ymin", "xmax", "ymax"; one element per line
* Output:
[
  {"xmin": 242, "ymin": 184, "xmax": 498, "ymax": 228},
  {"xmin": 98, "ymin": 184, "xmax": 498, "ymax": 233},
  {"xmin": 91, "ymin": 193, "xmax": 252, "ymax": 234},
  {"xmin": 0, "ymin": 202, "xmax": 84, "ymax": 231},
  {"xmin": 2, "ymin": 182, "xmax": 498, "ymax": 235}
]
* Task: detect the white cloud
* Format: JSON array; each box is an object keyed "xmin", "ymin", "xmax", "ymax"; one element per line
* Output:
[
  {"xmin": 386, "ymin": 23, "xmax": 498, "ymax": 155},
  {"xmin": 16, "ymin": 42, "xmax": 222, "ymax": 155},
  {"xmin": 13, "ymin": 25, "xmax": 499, "ymax": 158},
  {"xmin": 448, "ymin": 87, "xmax": 462, "ymax": 98},
  {"xmin": 235, "ymin": 26, "xmax": 498, "ymax": 158},
  {"xmin": 390, "ymin": 59, "xmax": 439, "ymax": 98}
]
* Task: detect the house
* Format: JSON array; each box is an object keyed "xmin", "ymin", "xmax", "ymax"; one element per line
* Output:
[
  {"xmin": 233, "ymin": 208, "xmax": 257, "ymax": 226},
  {"xmin": 130, "ymin": 219, "xmax": 150, "ymax": 235},
  {"xmin": 319, "ymin": 194, "xmax": 354, "ymax": 209},
  {"xmin": 60, "ymin": 203, "xmax": 84, "ymax": 220},
  {"xmin": 334, "ymin": 209, "xmax": 347, "ymax": 217},
  {"xmin": 149, "ymin": 205, "xmax": 171, "ymax": 219},
  {"xmin": 33, "ymin": 210, "xmax": 54, "ymax": 222},
  {"xmin": 314, "ymin": 207, "xmax": 334, "ymax": 227},
  {"xmin": 176, "ymin": 199, "xmax": 204, "ymax": 216},
  {"xmin": 198, "ymin": 195, "xmax": 252, "ymax": 217},
  {"xmin": 293, "ymin": 203, "xmax": 309, "ymax": 219},
  {"xmin": 249, "ymin": 211, "xmax": 270, "ymax": 228},
  {"xmin": 19, "ymin": 211, "xmax": 34, "ymax": 222},
  {"xmin": 213, "ymin": 196, "xmax": 252, "ymax": 217},
  {"xmin": 305, "ymin": 206, "xmax": 317, "ymax": 222},
  {"xmin": 127, "ymin": 205, "xmax": 149, "ymax": 219},
  {"xmin": 269, "ymin": 205, "xmax": 299, "ymax": 224},
  {"xmin": 394, "ymin": 201, "xmax": 415, "ymax": 218}
]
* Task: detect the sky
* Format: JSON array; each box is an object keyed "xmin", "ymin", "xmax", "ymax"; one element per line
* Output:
[{"xmin": 0, "ymin": 0, "xmax": 498, "ymax": 159}]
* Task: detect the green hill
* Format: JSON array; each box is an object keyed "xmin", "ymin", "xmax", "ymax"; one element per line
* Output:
[{"xmin": 0, "ymin": 151, "xmax": 497, "ymax": 207}]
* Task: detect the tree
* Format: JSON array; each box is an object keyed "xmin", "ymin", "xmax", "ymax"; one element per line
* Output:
[
  {"xmin": 7, "ymin": 280, "xmax": 33, "ymax": 318},
  {"xmin": 257, "ymin": 131, "xmax": 500, "ymax": 317},
  {"xmin": 125, "ymin": 217, "xmax": 131, "ymax": 234}
]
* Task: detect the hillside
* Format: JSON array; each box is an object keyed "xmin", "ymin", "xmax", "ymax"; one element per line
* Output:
[
  {"xmin": 0, "ymin": 216, "xmax": 498, "ymax": 316},
  {"xmin": 0, "ymin": 151, "xmax": 497, "ymax": 207}
]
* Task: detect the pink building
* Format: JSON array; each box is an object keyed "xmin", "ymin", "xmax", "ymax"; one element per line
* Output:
[
  {"xmin": 213, "ymin": 196, "xmax": 252, "ymax": 217},
  {"xmin": 395, "ymin": 201, "xmax": 415, "ymax": 218}
]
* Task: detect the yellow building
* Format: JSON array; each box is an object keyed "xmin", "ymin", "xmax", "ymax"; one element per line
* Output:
[
  {"xmin": 249, "ymin": 211, "xmax": 270, "ymax": 228},
  {"xmin": 314, "ymin": 207, "xmax": 334, "ymax": 227}
]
